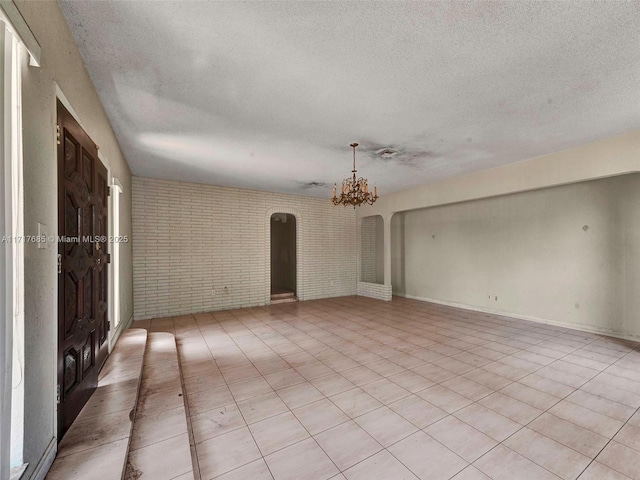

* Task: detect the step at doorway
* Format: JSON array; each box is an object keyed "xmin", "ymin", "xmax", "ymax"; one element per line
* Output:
[{"xmin": 270, "ymin": 288, "xmax": 298, "ymax": 304}]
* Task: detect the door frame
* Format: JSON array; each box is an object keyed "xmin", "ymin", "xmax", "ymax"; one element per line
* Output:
[
  {"xmin": 107, "ymin": 177, "xmax": 124, "ymax": 351},
  {"xmin": 54, "ymin": 85, "xmax": 114, "ymax": 439},
  {"xmin": 0, "ymin": 20, "xmax": 25, "ymax": 476}
]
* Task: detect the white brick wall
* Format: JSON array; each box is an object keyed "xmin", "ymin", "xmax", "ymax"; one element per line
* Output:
[
  {"xmin": 132, "ymin": 177, "xmax": 357, "ymax": 320},
  {"xmin": 360, "ymin": 217, "xmax": 377, "ymax": 282},
  {"xmin": 357, "ymin": 282, "xmax": 392, "ymax": 301}
]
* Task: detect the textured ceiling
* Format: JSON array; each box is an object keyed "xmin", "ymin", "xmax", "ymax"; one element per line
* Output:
[{"xmin": 59, "ymin": 1, "xmax": 640, "ymax": 197}]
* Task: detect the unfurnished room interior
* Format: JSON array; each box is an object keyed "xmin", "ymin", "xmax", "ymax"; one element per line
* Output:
[{"xmin": 1, "ymin": 1, "xmax": 640, "ymax": 479}]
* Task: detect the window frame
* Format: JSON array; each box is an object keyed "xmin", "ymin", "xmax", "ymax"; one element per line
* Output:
[{"xmin": 0, "ymin": 2, "xmax": 38, "ymax": 475}]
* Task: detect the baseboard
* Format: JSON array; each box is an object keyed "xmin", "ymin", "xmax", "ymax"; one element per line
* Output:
[
  {"xmin": 133, "ymin": 293, "xmax": 359, "ymax": 320},
  {"xmin": 9, "ymin": 463, "xmax": 28, "ymax": 480},
  {"xmin": 29, "ymin": 437, "xmax": 56, "ymax": 480},
  {"xmin": 399, "ymin": 293, "xmax": 640, "ymax": 343}
]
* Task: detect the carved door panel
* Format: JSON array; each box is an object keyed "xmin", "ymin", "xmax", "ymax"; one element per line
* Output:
[{"xmin": 57, "ymin": 100, "xmax": 109, "ymax": 438}]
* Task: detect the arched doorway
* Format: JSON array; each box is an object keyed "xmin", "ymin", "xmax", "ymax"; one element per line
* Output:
[{"xmin": 271, "ymin": 213, "xmax": 297, "ymax": 303}]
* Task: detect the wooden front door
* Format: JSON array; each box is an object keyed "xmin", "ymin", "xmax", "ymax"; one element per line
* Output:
[{"xmin": 57, "ymin": 100, "xmax": 109, "ymax": 438}]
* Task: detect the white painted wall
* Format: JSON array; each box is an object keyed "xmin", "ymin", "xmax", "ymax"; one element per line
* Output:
[
  {"xmin": 16, "ymin": 1, "xmax": 133, "ymax": 477},
  {"xmin": 375, "ymin": 217, "xmax": 384, "ymax": 283},
  {"xmin": 391, "ymin": 174, "xmax": 640, "ymax": 338},
  {"xmin": 618, "ymin": 174, "xmax": 640, "ymax": 337},
  {"xmin": 132, "ymin": 177, "xmax": 356, "ymax": 320},
  {"xmin": 360, "ymin": 217, "xmax": 377, "ymax": 283},
  {"xmin": 360, "ymin": 215, "xmax": 384, "ymax": 284},
  {"xmin": 361, "ymin": 130, "xmax": 640, "ymax": 339},
  {"xmin": 356, "ymin": 282, "xmax": 392, "ymax": 302}
]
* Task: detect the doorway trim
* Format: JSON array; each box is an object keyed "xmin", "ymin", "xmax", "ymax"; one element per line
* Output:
[
  {"xmin": 265, "ymin": 207, "xmax": 301, "ymax": 304},
  {"xmin": 108, "ymin": 177, "xmax": 125, "ymax": 351},
  {"xmin": 0, "ymin": 19, "xmax": 26, "ymax": 477},
  {"xmin": 54, "ymin": 85, "xmax": 115, "ymax": 438}
]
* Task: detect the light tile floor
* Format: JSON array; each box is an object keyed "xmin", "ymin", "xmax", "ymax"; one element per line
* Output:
[
  {"xmin": 127, "ymin": 332, "xmax": 193, "ymax": 480},
  {"xmin": 46, "ymin": 329, "xmax": 147, "ymax": 480},
  {"xmin": 135, "ymin": 296, "xmax": 640, "ymax": 480}
]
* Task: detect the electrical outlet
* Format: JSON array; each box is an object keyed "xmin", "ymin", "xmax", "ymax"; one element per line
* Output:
[
  {"xmin": 494, "ymin": 296, "xmax": 498, "ymax": 301},
  {"xmin": 212, "ymin": 289, "xmax": 216, "ymax": 296}
]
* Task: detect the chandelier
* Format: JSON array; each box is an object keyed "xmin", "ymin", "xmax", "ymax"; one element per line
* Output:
[{"xmin": 332, "ymin": 143, "xmax": 378, "ymax": 208}]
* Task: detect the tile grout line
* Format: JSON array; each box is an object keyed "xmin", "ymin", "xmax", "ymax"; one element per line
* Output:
[
  {"xmin": 153, "ymin": 298, "xmax": 639, "ymax": 480},
  {"xmin": 173, "ymin": 326, "xmax": 202, "ymax": 480}
]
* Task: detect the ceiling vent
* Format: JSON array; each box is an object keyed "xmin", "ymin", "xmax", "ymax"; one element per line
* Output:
[{"xmin": 376, "ymin": 148, "xmax": 398, "ymax": 158}]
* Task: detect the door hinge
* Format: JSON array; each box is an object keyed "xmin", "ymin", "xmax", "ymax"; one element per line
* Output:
[
  {"xmin": 107, "ymin": 186, "xmax": 111, "ymax": 197},
  {"xmin": 107, "ymin": 321, "xmax": 111, "ymax": 333},
  {"xmin": 106, "ymin": 253, "xmax": 111, "ymax": 264},
  {"xmin": 56, "ymin": 124, "xmax": 61, "ymax": 145},
  {"xmin": 57, "ymin": 253, "xmax": 62, "ymax": 274},
  {"xmin": 56, "ymin": 384, "xmax": 61, "ymax": 404}
]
